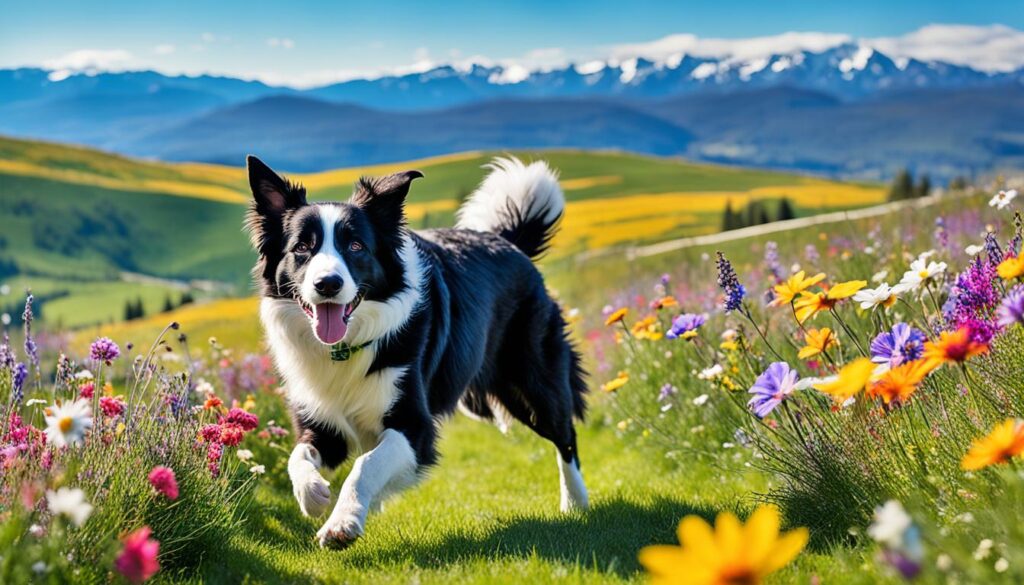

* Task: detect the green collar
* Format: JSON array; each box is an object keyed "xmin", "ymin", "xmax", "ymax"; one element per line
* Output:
[{"xmin": 330, "ymin": 340, "xmax": 373, "ymax": 362}]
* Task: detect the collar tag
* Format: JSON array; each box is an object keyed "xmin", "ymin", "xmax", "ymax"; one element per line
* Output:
[{"xmin": 330, "ymin": 340, "xmax": 372, "ymax": 362}]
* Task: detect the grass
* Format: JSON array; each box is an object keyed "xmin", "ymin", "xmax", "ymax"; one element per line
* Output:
[{"xmin": 1, "ymin": 136, "xmax": 884, "ymax": 327}]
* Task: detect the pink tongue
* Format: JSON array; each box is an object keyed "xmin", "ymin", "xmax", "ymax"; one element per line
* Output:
[{"xmin": 314, "ymin": 303, "xmax": 348, "ymax": 345}]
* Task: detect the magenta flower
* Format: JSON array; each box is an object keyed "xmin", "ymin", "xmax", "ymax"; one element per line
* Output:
[
  {"xmin": 747, "ymin": 362, "xmax": 799, "ymax": 418},
  {"xmin": 99, "ymin": 396, "xmax": 126, "ymax": 418},
  {"xmin": 115, "ymin": 526, "xmax": 160, "ymax": 583},
  {"xmin": 221, "ymin": 408, "xmax": 259, "ymax": 431},
  {"xmin": 89, "ymin": 337, "xmax": 121, "ymax": 365},
  {"xmin": 147, "ymin": 466, "xmax": 179, "ymax": 500}
]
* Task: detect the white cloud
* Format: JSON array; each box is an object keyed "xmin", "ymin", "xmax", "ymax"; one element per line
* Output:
[
  {"xmin": 267, "ymin": 38, "xmax": 295, "ymax": 49},
  {"xmin": 42, "ymin": 49, "xmax": 135, "ymax": 81},
  {"xmin": 865, "ymin": 24, "xmax": 1024, "ymax": 72},
  {"xmin": 153, "ymin": 44, "xmax": 176, "ymax": 56},
  {"xmin": 608, "ymin": 31, "xmax": 851, "ymax": 65}
]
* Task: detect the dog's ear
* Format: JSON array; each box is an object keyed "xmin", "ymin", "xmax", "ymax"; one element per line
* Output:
[
  {"xmin": 351, "ymin": 170, "xmax": 424, "ymax": 236},
  {"xmin": 247, "ymin": 155, "xmax": 306, "ymax": 215}
]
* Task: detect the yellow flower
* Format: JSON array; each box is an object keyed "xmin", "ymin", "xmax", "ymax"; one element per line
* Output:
[
  {"xmin": 720, "ymin": 340, "xmax": 738, "ymax": 351},
  {"xmin": 792, "ymin": 280, "xmax": 867, "ymax": 322},
  {"xmin": 997, "ymin": 255, "xmax": 1024, "ymax": 280},
  {"xmin": 639, "ymin": 505, "xmax": 808, "ymax": 585},
  {"xmin": 813, "ymin": 358, "xmax": 875, "ymax": 403},
  {"xmin": 867, "ymin": 360, "xmax": 936, "ymax": 405},
  {"xmin": 102, "ymin": 382, "xmax": 115, "ymax": 397},
  {"xmin": 653, "ymin": 296, "xmax": 679, "ymax": 310},
  {"xmin": 605, "ymin": 308, "xmax": 628, "ymax": 326},
  {"xmin": 601, "ymin": 371, "xmax": 629, "ymax": 393},
  {"xmin": 771, "ymin": 271, "xmax": 826, "ymax": 306},
  {"xmin": 961, "ymin": 419, "xmax": 1024, "ymax": 471},
  {"xmin": 243, "ymin": 394, "xmax": 257, "ymax": 412},
  {"xmin": 923, "ymin": 327, "xmax": 988, "ymax": 368},
  {"xmin": 631, "ymin": 315, "xmax": 664, "ymax": 340},
  {"xmin": 797, "ymin": 328, "xmax": 838, "ymax": 360}
]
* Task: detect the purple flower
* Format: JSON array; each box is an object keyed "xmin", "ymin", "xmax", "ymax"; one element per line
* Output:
[
  {"xmin": 12, "ymin": 362, "xmax": 27, "ymax": 404},
  {"xmin": 657, "ymin": 383, "xmax": 677, "ymax": 402},
  {"xmin": 22, "ymin": 294, "xmax": 38, "ymax": 368},
  {"xmin": 984, "ymin": 231, "xmax": 1004, "ymax": 267},
  {"xmin": 804, "ymin": 244, "xmax": 820, "ymax": 264},
  {"xmin": 943, "ymin": 256, "xmax": 1001, "ymax": 343},
  {"xmin": 870, "ymin": 323, "xmax": 926, "ymax": 367},
  {"xmin": 715, "ymin": 252, "xmax": 746, "ymax": 312},
  {"xmin": 666, "ymin": 313, "xmax": 706, "ymax": 340},
  {"xmin": 998, "ymin": 286, "xmax": 1024, "ymax": 327},
  {"xmin": 764, "ymin": 241, "xmax": 784, "ymax": 284},
  {"xmin": 90, "ymin": 337, "xmax": 121, "ymax": 365},
  {"xmin": 747, "ymin": 362, "xmax": 798, "ymax": 418}
]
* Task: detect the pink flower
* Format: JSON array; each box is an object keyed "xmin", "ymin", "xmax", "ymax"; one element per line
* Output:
[
  {"xmin": 79, "ymin": 382, "xmax": 95, "ymax": 399},
  {"xmin": 218, "ymin": 423, "xmax": 244, "ymax": 447},
  {"xmin": 206, "ymin": 443, "xmax": 223, "ymax": 476},
  {"xmin": 221, "ymin": 408, "xmax": 258, "ymax": 431},
  {"xmin": 147, "ymin": 466, "xmax": 178, "ymax": 500},
  {"xmin": 99, "ymin": 396, "xmax": 126, "ymax": 418},
  {"xmin": 199, "ymin": 424, "xmax": 221, "ymax": 443},
  {"xmin": 114, "ymin": 526, "xmax": 160, "ymax": 583}
]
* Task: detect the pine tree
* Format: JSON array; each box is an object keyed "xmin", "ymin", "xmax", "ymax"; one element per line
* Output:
[
  {"xmin": 915, "ymin": 174, "xmax": 931, "ymax": 198},
  {"xmin": 124, "ymin": 299, "xmax": 136, "ymax": 321},
  {"xmin": 722, "ymin": 200, "xmax": 737, "ymax": 231},
  {"xmin": 949, "ymin": 176, "xmax": 968, "ymax": 191},
  {"xmin": 888, "ymin": 169, "xmax": 914, "ymax": 201},
  {"xmin": 777, "ymin": 197, "xmax": 796, "ymax": 221},
  {"xmin": 179, "ymin": 291, "xmax": 194, "ymax": 306},
  {"xmin": 163, "ymin": 294, "xmax": 174, "ymax": 313},
  {"xmin": 135, "ymin": 297, "xmax": 145, "ymax": 319}
]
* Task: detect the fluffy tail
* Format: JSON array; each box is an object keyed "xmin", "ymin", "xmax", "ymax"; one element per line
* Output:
[{"xmin": 455, "ymin": 157, "xmax": 564, "ymax": 260}]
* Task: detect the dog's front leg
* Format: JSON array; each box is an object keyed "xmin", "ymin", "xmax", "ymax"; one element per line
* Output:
[
  {"xmin": 288, "ymin": 442, "xmax": 332, "ymax": 517},
  {"xmin": 317, "ymin": 428, "xmax": 418, "ymax": 549}
]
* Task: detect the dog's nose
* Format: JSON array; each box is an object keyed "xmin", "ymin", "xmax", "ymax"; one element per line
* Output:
[{"xmin": 313, "ymin": 275, "xmax": 343, "ymax": 297}]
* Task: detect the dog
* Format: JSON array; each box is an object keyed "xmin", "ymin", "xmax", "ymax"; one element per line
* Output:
[{"xmin": 244, "ymin": 155, "xmax": 589, "ymax": 549}]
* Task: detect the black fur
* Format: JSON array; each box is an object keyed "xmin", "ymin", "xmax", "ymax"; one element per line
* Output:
[{"xmin": 245, "ymin": 156, "xmax": 588, "ymax": 474}]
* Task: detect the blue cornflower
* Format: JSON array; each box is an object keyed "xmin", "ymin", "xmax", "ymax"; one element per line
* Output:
[
  {"xmin": 870, "ymin": 323, "xmax": 926, "ymax": 367},
  {"xmin": 747, "ymin": 362, "xmax": 799, "ymax": 418}
]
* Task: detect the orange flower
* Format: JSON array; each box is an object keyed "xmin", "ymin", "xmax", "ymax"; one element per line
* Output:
[
  {"xmin": 653, "ymin": 296, "xmax": 679, "ymax": 310},
  {"xmin": 961, "ymin": 419, "xmax": 1024, "ymax": 470},
  {"xmin": 203, "ymin": 395, "xmax": 224, "ymax": 410},
  {"xmin": 867, "ymin": 360, "xmax": 936, "ymax": 404},
  {"xmin": 605, "ymin": 308, "xmax": 628, "ymax": 326},
  {"xmin": 797, "ymin": 328, "xmax": 838, "ymax": 360},
  {"xmin": 923, "ymin": 327, "xmax": 988, "ymax": 367},
  {"xmin": 771, "ymin": 271, "xmax": 826, "ymax": 306},
  {"xmin": 631, "ymin": 315, "xmax": 664, "ymax": 340}
]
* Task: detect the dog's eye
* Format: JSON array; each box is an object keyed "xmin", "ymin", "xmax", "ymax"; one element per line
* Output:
[
  {"xmin": 349, "ymin": 241, "xmax": 364, "ymax": 253},
  {"xmin": 294, "ymin": 242, "xmax": 310, "ymax": 254}
]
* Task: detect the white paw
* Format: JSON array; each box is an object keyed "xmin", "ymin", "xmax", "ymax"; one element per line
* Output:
[
  {"xmin": 292, "ymin": 467, "xmax": 332, "ymax": 518},
  {"xmin": 317, "ymin": 507, "xmax": 364, "ymax": 549}
]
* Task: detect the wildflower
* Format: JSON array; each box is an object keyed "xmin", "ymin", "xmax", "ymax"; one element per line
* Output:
[
  {"xmin": 997, "ymin": 286, "xmax": 1024, "ymax": 327},
  {"xmin": 747, "ymin": 362, "xmax": 799, "ymax": 418},
  {"xmin": 946, "ymin": 257, "xmax": 1002, "ymax": 343},
  {"xmin": 99, "ymin": 396, "xmax": 127, "ymax": 418},
  {"xmin": 814, "ymin": 358, "xmax": 875, "ymax": 403},
  {"xmin": 923, "ymin": 327, "xmax": 988, "ymax": 367},
  {"xmin": 44, "ymin": 399, "xmax": 93, "ymax": 448},
  {"xmin": 698, "ymin": 365, "xmax": 723, "ymax": 380},
  {"xmin": 146, "ymin": 466, "xmax": 179, "ymax": 500},
  {"xmin": 997, "ymin": 254, "xmax": 1024, "ymax": 280},
  {"xmin": 990, "ymin": 189, "xmax": 1018, "ymax": 209},
  {"xmin": 868, "ymin": 360, "xmax": 935, "ymax": 405},
  {"xmin": 604, "ymin": 308, "xmax": 628, "ymax": 326},
  {"xmin": 793, "ymin": 280, "xmax": 866, "ymax": 323},
  {"xmin": 853, "ymin": 283, "xmax": 900, "ymax": 310},
  {"xmin": 797, "ymin": 328, "xmax": 838, "ymax": 360},
  {"xmin": 89, "ymin": 337, "xmax": 121, "ymax": 365},
  {"xmin": 961, "ymin": 419, "xmax": 1024, "ymax": 470},
  {"xmin": 666, "ymin": 313, "xmax": 705, "ymax": 340},
  {"xmin": 243, "ymin": 394, "xmax": 257, "ymax": 411},
  {"xmin": 867, "ymin": 501, "xmax": 912, "ymax": 549},
  {"xmin": 965, "ymin": 244, "xmax": 985, "ymax": 256},
  {"xmin": 601, "ymin": 371, "xmax": 629, "ymax": 393},
  {"xmin": 693, "ymin": 394, "xmax": 709, "ymax": 406},
  {"xmin": 638, "ymin": 505, "xmax": 808, "ymax": 585},
  {"xmin": 898, "ymin": 257, "xmax": 947, "ymax": 292},
  {"xmin": 715, "ymin": 252, "xmax": 746, "ymax": 312},
  {"xmin": 630, "ymin": 315, "xmax": 664, "ymax": 340},
  {"xmin": 870, "ymin": 323, "xmax": 926, "ymax": 367},
  {"xmin": 12, "ymin": 362, "xmax": 27, "ymax": 404},
  {"xmin": 23, "ymin": 294, "xmax": 39, "ymax": 367},
  {"xmin": 222, "ymin": 407, "xmax": 259, "ymax": 431},
  {"xmin": 194, "ymin": 379, "xmax": 215, "ymax": 395},
  {"xmin": 771, "ymin": 271, "xmax": 826, "ymax": 306},
  {"xmin": 203, "ymin": 395, "xmax": 224, "ymax": 410},
  {"xmin": 115, "ymin": 526, "xmax": 160, "ymax": 583},
  {"xmin": 250, "ymin": 464, "xmax": 266, "ymax": 474},
  {"xmin": 46, "ymin": 487, "xmax": 93, "ymax": 527},
  {"xmin": 652, "ymin": 296, "xmax": 678, "ymax": 310},
  {"xmin": 236, "ymin": 449, "xmax": 254, "ymax": 462}
]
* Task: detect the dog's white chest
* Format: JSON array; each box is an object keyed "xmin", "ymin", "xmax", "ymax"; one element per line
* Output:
[{"xmin": 260, "ymin": 298, "xmax": 404, "ymax": 452}]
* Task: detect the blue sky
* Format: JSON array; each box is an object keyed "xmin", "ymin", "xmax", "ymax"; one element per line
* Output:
[{"xmin": 2, "ymin": 0, "xmax": 1022, "ymax": 87}]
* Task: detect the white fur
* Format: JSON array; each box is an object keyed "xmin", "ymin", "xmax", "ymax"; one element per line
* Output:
[
  {"xmin": 557, "ymin": 452, "xmax": 589, "ymax": 512},
  {"xmin": 317, "ymin": 428, "xmax": 418, "ymax": 548},
  {"xmin": 288, "ymin": 443, "xmax": 332, "ymax": 517},
  {"xmin": 301, "ymin": 206, "xmax": 359, "ymax": 306},
  {"xmin": 457, "ymin": 394, "xmax": 515, "ymax": 434},
  {"xmin": 455, "ymin": 157, "xmax": 564, "ymax": 234}
]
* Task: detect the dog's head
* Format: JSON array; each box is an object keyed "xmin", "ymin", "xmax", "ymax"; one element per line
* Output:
[{"xmin": 244, "ymin": 156, "xmax": 422, "ymax": 345}]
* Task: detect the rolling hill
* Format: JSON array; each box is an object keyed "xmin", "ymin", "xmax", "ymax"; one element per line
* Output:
[{"xmin": 0, "ymin": 136, "xmax": 884, "ymax": 327}]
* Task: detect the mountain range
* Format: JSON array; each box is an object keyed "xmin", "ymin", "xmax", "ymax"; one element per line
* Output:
[{"xmin": 1, "ymin": 42, "xmax": 1022, "ymax": 178}]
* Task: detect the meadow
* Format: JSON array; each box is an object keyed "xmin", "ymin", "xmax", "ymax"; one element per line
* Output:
[{"xmin": 0, "ymin": 136, "xmax": 884, "ymax": 329}]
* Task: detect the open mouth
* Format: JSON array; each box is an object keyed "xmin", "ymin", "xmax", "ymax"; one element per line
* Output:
[{"xmin": 298, "ymin": 291, "xmax": 364, "ymax": 345}]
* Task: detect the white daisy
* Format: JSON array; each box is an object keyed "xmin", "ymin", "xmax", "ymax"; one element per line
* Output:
[
  {"xmin": 867, "ymin": 500, "xmax": 912, "ymax": 548},
  {"xmin": 46, "ymin": 487, "xmax": 93, "ymax": 527},
  {"xmin": 698, "ymin": 365, "xmax": 723, "ymax": 380},
  {"xmin": 44, "ymin": 399, "xmax": 93, "ymax": 448},
  {"xmin": 898, "ymin": 258, "xmax": 947, "ymax": 292},
  {"xmin": 965, "ymin": 244, "xmax": 985, "ymax": 256},
  {"xmin": 989, "ymin": 189, "xmax": 1018, "ymax": 210},
  {"xmin": 236, "ymin": 449, "xmax": 254, "ymax": 462},
  {"xmin": 250, "ymin": 464, "xmax": 266, "ymax": 475},
  {"xmin": 853, "ymin": 283, "xmax": 899, "ymax": 310}
]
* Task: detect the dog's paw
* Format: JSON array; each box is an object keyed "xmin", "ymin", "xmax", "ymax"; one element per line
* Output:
[
  {"xmin": 316, "ymin": 511, "xmax": 364, "ymax": 550},
  {"xmin": 292, "ymin": 468, "xmax": 332, "ymax": 518}
]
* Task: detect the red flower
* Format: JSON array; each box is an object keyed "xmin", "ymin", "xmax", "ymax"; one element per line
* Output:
[
  {"xmin": 147, "ymin": 466, "xmax": 179, "ymax": 500},
  {"xmin": 218, "ymin": 423, "xmax": 244, "ymax": 446},
  {"xmin": 221, "ymin": 408, "xmax": 258, "ymax": 431},
  {"xmin": 100, "ymin": 396, "xmax": 126, "ymax": 418},
  {"xmin": 199, "ymin": 424, "xmax": 221, "ymax": 443},
  {"xmin": 114, "ymin": 526, "xmax": 160, "ymax": 583}
]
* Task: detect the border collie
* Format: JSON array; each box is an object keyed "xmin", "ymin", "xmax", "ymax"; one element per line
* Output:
[{"xmin": 244, "ymin": 156, "xmax": 589, "ymax": 549}]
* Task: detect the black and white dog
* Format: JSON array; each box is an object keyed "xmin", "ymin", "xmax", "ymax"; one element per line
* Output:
[{"xmin": 244, "ymin": 156, "xmax": 589, "ymax": 548}]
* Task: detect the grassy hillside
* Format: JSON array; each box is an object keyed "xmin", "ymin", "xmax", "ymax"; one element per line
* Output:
[{"xmin": 0, "ymin": 136, "xmax": 884, "ymax": 327}]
